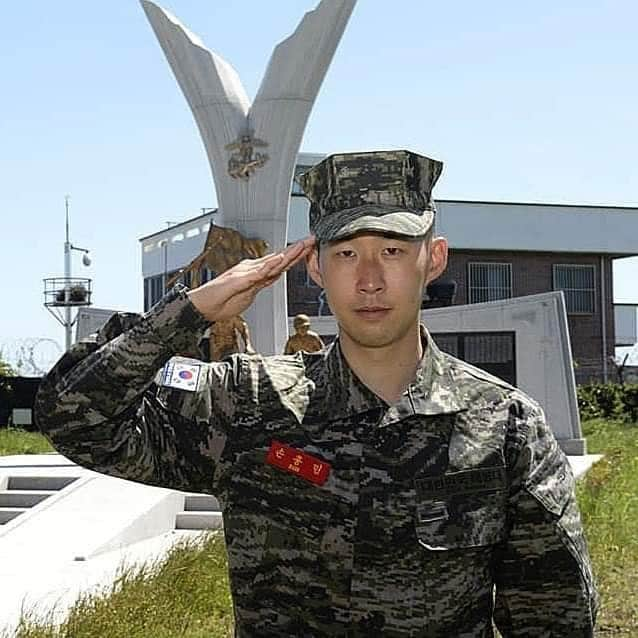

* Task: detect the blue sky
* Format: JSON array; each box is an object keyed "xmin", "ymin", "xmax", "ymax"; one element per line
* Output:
[{"xmin": 1, "ymin": 0, "xmax": 637, "ymax": 369}]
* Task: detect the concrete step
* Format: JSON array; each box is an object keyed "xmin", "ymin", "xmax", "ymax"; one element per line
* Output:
[
  {"xmin": 184, "ymin": 494, "xmax": 220, "ymax": 512},
  {"xmin": 0, "ymin": 508, "xmax": 28, "ymax": 525},
  {"xmin": 6, "ymin": 476, "xmax": 78, "ymax": 491},
  {"xmin": 0, "ymin": 490, "xmax": 56, "ymax": 508},
  {"xmin": 175, "ymin": 511, "xmax": 223, "ymax": 530}
]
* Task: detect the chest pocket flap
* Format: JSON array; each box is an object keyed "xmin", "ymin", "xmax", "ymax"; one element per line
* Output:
[{"xmin": 414, "ymin": 466, "xmax": 507, "ymax": 550}]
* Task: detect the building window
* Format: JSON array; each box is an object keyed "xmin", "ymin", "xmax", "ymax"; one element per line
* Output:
[
  {"xmin": 144, "ymin": 275, "xmax": 164, "ymax": 311},
  {"xmin": 468, "ymin": 263, "xmax": 512, "ymax": 304},
  {"xmin": 553, "ymin": 264, "xmax": 595, "ymax": 314},
  {"xmin": 291, "ymin": 165, "xmax": 312, "ymax": 196}
]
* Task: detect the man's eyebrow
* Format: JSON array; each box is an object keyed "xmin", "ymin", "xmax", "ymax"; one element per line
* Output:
[{"xmin": 325, "ymin": 233, "xmax": 414, "ymax": 245}]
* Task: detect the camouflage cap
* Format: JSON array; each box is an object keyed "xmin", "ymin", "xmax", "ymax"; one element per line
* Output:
[{"xmin": 298, "ymin": 150, "xmax": 443, "ymax": 242}]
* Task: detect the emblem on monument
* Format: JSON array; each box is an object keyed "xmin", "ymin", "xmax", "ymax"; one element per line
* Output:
[{"xmin": 225, "ymin": 133, "xmax": 269, "ymax": 180}]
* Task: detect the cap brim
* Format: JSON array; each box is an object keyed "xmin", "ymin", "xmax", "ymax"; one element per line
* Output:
[{"xmin": 314, "ymin": 206, "xmax": 434, "ymax": 242}]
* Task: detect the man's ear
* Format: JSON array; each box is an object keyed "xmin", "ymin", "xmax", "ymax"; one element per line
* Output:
[
  {"xmin": 305, "ymin": 246, "xmax": 324, "ymax": 288},
  {"xmin": 425, "ymin": 237, "xmax": 449, "ymax": 285}
]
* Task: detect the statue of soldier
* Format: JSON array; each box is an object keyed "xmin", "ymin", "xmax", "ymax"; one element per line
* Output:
[
  {"xmin": 210, "ymin": 314, "xmax": 255, "ymax": 361},
  {"xmin": 284, "ymin": 314, "xmax": 324, "ymax": 354}
]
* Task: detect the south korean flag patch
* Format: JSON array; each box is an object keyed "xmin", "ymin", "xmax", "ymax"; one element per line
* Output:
[{"xmin": 161, "ymin": 359, "xmax": 202, "ymax": 392}]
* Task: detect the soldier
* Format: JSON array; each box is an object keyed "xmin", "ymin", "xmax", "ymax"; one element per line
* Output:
[
  {"xmin": 35, "ymin": 150, "xmax": 597, "ymax": 637},
  {"xmin": 284, "ymin": 314, "xmax": 325, "ymax": 354}
]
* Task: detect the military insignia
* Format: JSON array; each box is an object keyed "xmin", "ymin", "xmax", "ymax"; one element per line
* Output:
[
  {"xmin": 225, "ymin": 132, "xmax": 269, "ymax": 180},
  {"xmin": 416, "ymin": 466, "xmax": 506, "ymax": 498},
  {"xmin": 161, "ymin": 360, "xmax": 202, "ymax": 392},
  {"xmin": 266, "ymin": 440, "xmax": 330, "ymax": 486}
]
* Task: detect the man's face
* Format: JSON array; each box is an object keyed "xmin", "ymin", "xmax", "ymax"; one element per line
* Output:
[{"xmin": 306, "ymin": 232, "xmax": 448, "ymax": 349}]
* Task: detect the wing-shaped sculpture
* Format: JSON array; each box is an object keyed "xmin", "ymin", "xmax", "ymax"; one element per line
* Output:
[
  {"xmin": 140, "ymin": 0, "xmax": 356, "ymax": 354},
  {"xmin": 140, "ymin": 1, "xmax": 250, "ymax": 198}
]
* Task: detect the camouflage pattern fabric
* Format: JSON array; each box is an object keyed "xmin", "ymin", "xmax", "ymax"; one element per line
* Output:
[
  {"xmin": 35, "ymin": 286, "xmax": 598, "ymax": 637},
  {"xmin": 298, "ymin": 150, "xmax": 443, "ymax": 242}
]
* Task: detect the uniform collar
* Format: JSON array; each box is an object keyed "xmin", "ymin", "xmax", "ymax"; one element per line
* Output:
[
  {"xmin": 323, "ymin": 324, "xmax": 468, "ymax": 425},
  {"xmin": 408, "ymin": 325, "xmax": 469, "ymax": 416},
  {"xmin": 266, "ymin": 325, "xmax": 469, "ymax": 426}
]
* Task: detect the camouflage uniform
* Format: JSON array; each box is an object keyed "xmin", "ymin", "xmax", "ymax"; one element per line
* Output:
[
  {"xmin": 35, "ymin": 287, "xmax": 597, "ymax": 637},
  {"xmin": 36, "ymin": 149, "xmax": 597, "ymax": 636}
]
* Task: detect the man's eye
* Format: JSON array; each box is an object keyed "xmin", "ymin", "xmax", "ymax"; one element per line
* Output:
[
  {"xmin": 384, "ymin": 247, "xmax": 404, "ymax": 256},
  {"xmin": 337, "ymin": 250, "xmax": 355, "ymax": 258}
]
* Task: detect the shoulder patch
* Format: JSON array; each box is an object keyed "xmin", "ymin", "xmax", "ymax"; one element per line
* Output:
[{"xmin": 161, "ymin": 359, "xmax": 203, "ymax": 392}]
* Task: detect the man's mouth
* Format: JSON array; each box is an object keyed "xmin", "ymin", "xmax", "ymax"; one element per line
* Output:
[{"xmin": 355, "ymin": 306, "xmax": 392, "ymax": 319}]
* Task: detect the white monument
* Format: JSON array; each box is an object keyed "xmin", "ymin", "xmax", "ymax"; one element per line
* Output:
[{"xmin": 141, "ymin": 0, "xmax": 356, "ymax": 354}]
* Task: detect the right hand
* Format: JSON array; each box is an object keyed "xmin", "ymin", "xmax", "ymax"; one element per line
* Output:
[{"xmin": 187, "ymin": 237, "xmax": 316, "ymax": 322}]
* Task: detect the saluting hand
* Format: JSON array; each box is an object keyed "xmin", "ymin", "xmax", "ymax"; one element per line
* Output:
[{"xmin": 187, "ymin": 237, "xmax": 316, "ymax": 322}]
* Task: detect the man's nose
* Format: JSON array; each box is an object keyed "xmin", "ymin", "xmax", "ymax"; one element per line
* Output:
[{"xmin": 356, "ymin": 258, "xmax": 385, "ymax": 294}]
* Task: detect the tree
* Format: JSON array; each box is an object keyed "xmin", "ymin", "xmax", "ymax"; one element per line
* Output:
[{"xmin": 0, "ymin": 353, "xmax": 15, "ymax": 378}]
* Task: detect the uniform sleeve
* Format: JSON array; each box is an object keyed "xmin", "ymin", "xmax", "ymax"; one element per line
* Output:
[
  {"xmin": 34, "ymin": 286, "xmax": 239, "ymax": 494},
  {"xmin": 493, "ymin": 401, "xmax": 598, "ymax": 637}
]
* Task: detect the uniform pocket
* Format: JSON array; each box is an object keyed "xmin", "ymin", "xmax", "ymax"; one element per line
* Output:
[
  {"xmin": 414, "ymin": 467, "xmax": 508, "ymax": 550},
  {"xmin": 415, "ymin": 495, "xmax": 506, "ymax": 550}
]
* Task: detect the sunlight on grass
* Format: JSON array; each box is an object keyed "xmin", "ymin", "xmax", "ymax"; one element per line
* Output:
[
  {"xmin": 9, "ymin": 533, "xmax": 233, "ymax": 638},
  {"xmin": 578, "ymin": 419, "xmax": 638, "ymax": 635},
  {"xmin": 0, "ymin": 429, "xmax": 53, "ymax": 456}
]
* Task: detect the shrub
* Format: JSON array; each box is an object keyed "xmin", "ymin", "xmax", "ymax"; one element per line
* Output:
[{"xmin": 577, "ymin": 383, "xmax": 638, "ymax": 423}]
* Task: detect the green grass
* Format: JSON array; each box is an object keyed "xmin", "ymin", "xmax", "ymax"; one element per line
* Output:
[
  {"xmin": 578, "ymin": 419, "xmax": 638, "ymax": 635},
  {"xmin": 8, "ymin": 534, "xmax": 233, "ymax": 638},
  {"xmin": 0, "ymin": 428, "xmax": 54, "ymax": 456},
  {"xmin": 1, "ymin": 420, "xmax": 637, "ymax": 637}
]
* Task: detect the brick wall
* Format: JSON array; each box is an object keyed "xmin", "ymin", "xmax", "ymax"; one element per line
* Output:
[{"xmin": 440, "ymin": 250, "xmax": 615, "ymax": 384}]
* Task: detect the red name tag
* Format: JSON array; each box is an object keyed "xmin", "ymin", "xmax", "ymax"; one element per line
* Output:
[{"xmin": 266, "ymin": 440, "xmax": 331, "ymax": 486}]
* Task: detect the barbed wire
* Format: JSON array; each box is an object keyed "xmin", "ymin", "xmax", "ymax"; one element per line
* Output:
[{"xmin": 0, "ymin": 338, "xmax": 63, "ymax": 376}]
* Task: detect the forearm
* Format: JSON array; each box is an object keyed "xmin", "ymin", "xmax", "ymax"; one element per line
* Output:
[
  {"xmin": 37, "ymin": 287, "xmax": 208, "ymax": 424},
  {"xmin": 34, "ymin": 288, "xmax": 212, "ymax": 483},
  {"xmin": 33, "ymin": 237, "xmax": 313, "ymax": 486}
]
